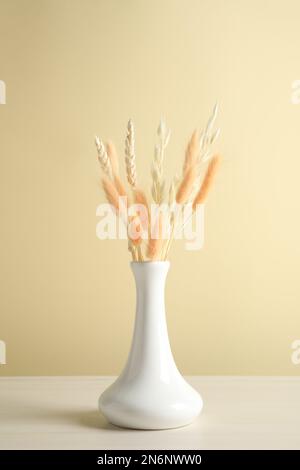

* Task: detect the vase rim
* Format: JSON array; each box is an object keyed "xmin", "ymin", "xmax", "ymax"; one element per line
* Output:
[{"xmin": 130, "ymin": 261, "xmax": 170, "ymax": 265}]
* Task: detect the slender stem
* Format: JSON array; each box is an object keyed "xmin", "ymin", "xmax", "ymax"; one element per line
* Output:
[
  {"xmin": 137, "ymin": 245, "xmax": 144, "ymax": 262},
  {"xmin": 164, "ymin": 213, "xmax": 177, "ymax": 260}
]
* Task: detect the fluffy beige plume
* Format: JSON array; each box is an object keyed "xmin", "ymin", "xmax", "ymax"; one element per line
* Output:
[
  {"xmin": 106, "ymin": 141, "xmax": 119, "ymax": 176},
  {"xmin": 134, "ymin": 188, "xmax": 148, "ymax": 208},
  {"xmin": 182, "ymin": 130, "xmax": 199, "ymax": 175},
  {"xmin": 102, "ymin": 173, "xmax": 141, "ymax": 259},
  {"xmin": 128, "ymin": 215, "xmax": 142, "ymax": 246},
  {"xmin": 106, "ymin": 140, "xmax": 128, "ymax": 198},
  {"xmin": 114, "ymin": 176, "xmax": 127, "ymax": 198},
  {"xmin": 176, "ymin": 165, "xmax": 197, "ymax": 204},
  {"xmin": 134, "ymin": 188, "xmax": 150, "ymax": 231},
  {"xmin": 101, "ymin": 175, "xmax": 120, "ymax": 212},
  {"xmin": 147, "ymin": 213, "xmax": 163, "ymax": 260},
  {"xmin": 192, "ymin": 155, "xmax": 221, "ymax": 210}
]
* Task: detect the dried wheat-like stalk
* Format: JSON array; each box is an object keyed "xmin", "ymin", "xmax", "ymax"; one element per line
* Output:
[
  {"xmin": 192, "ymin": 155, "xmax": 221, "ymax": 210},
  {"xmin": 125, "ymin": 119, "xmax": 137, "ymax": 188},
  {"xmin": 147, "ymin": 213, "xmax": 163, "ymax": 260},
  {"xmin": 95, "ymin": 136, "xmax": 111, "ymax": 177},
  {"xmin": 151, "ymin": 119, "xmax": 170, "ymax": 204}
]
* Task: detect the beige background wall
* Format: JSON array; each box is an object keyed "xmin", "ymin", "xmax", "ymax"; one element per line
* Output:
[{"xmin": 0, "ymin": 0, "xmax": 300, "ymax": 376}]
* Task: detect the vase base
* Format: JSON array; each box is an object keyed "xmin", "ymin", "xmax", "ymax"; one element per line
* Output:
[
  {"xmin": 98, "ymin": 378, "xmax": 203, "ymax": 430},
  {"xmin": 102, "ymin": 417, "xmax": 200, "ymax": 431}
]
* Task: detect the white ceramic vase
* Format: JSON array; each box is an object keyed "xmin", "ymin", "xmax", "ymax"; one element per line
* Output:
[{"xmin": 99, "ymin": 261, "xmax": 203, "ymax": 429}]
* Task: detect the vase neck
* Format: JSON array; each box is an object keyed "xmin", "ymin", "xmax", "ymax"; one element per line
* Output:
[
  {"xmin": 121, "ymin": 262, "xmax": 176, "ymax": 382},
  {"xmin": 132, "ymin": 262, "xmax": 170, "ymax": 320}
]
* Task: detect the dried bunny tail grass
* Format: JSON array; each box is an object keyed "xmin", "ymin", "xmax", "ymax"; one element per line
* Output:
[
  {"xmin": 95, "ymin": 136, "xmax": 111, "ymax": 177},
  {"xmin": 147, "ymin": 213, "xmax": 163, "ymax": 260},
  {"xmin": 134, "ymin": 187, "xmax": 149, "ymax": 212},
  {"xmin": 129, "ymin": 188, "xmax": 147, "ymax": 244},
  {"xmin": 128, "ymin": 214, "xmax": 142, "ymax": 246},
  {"xmin": 176, "ymin": 165, "xmax": 197, "ymax": 205},
  {"xmin": 105, "ymin": 140, "xmax": 128, "ymax": 198},
  {"xmin": 106, "ymin": 140, "xmax": 119, "ymax": 176},
  {"xmin": 125, "ymin": 119, "xmax": 137, "ymax": 187},
  {"xmin": 183, "ymin": 130, "xmax": 199, "ymax": 175},
  {"xmin": 134, "ymin": 188, "xmax": 147, "ymax": 206},
  {"xmin": 134, "ymin": 188, "xmax": 150, "ymax": 232},
  {"xmin": 192, "ymin": 155, "xmax": 221, "ymax": 210},
  {"xmin": 102, "ymin": 174, "xmax": 141, "ymax": 258},
  {"xmin": 101, "ymin": 175, "xmax": 120, "ymax": 212},
  {"xmin": 113, "ymin": 175, "xmax": 127, "ymax": 198},
  {"xmin": 128, "ymin": 213, "xmax": 143, "ymax": 262}
]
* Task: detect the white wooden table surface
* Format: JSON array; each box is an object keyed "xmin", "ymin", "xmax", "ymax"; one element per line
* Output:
[{"xmin": 0, "ymin": 377, "xmax": 299, "ymax": 450}]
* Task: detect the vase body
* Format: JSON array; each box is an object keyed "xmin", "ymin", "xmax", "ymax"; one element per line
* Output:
[{"xmin": 99, "ymin": 261, "xmax": 203, "ymax": 429}]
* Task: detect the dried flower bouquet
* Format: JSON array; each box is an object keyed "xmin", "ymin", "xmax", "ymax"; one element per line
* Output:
[{"xmin": 95, "ymin": 106, "xmax": 221, "ymax": 262}]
